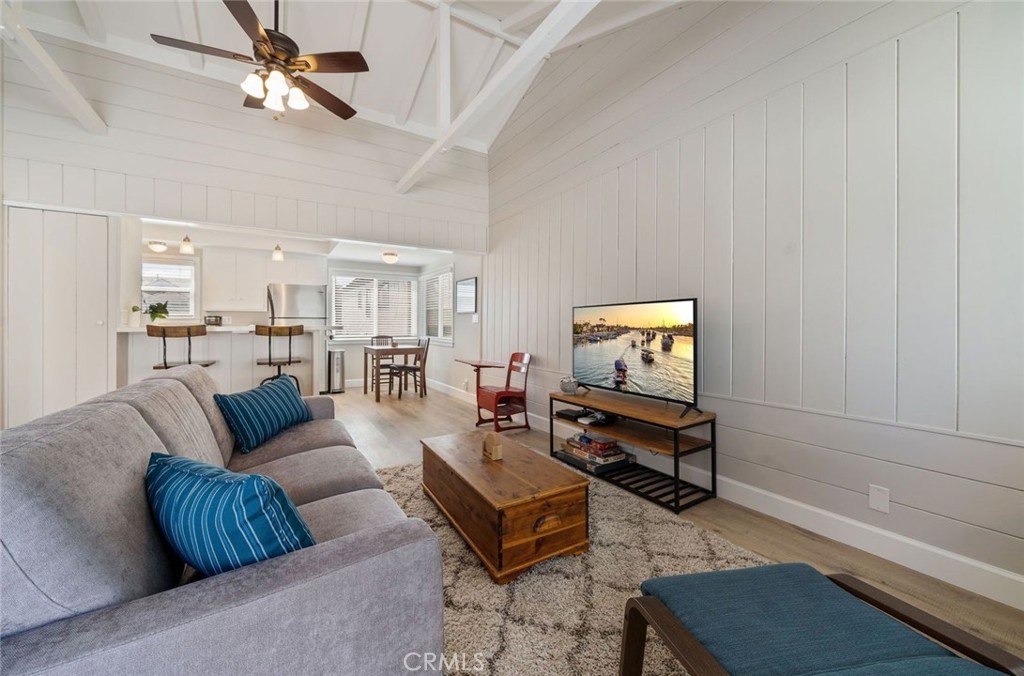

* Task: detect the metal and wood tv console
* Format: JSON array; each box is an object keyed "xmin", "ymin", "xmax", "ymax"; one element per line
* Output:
[{"xmin": 548, "ymin": 390, "xmax": 716, "ymax": 514}]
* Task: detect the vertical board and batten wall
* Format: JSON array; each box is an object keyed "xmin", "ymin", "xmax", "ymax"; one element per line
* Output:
[
  {"xmin": 484, "ymin": 2, "xmax": 1023, "ymax": 605},
  {"xmin": 1, "ymin": 35, "xmax": 488, "ymax": 252}
]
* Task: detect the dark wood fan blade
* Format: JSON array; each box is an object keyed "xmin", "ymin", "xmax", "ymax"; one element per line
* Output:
[
  {"xmin": 293, "ymin": 75, "xmax": 356, "ymax": 120},
  {"xmin": 292, "ymin": 52, "xmax": 369, "ymax": 73},
  {"xmin": 223, "ymin": 0, "xmax": 270, "ymax": 48},
  {"xmin": 243, "ymin": 95, "xmax": 265, "ymax": 109},
  {"xmin": 151, "ymin": 34, "xmax": 256, "ymax": 63}
]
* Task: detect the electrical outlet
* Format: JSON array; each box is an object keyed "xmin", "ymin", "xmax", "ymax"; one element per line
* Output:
[
  {"xmin": 462, "ymin": 379, "xmax": 469, "ymax": 391},
  {"xmin": 222, "ymin": 316, "xmax": 232, "ymax": 325},
  {"xmin": 868, "ymin": 484, "xmax": 890, "ymax": 514}
]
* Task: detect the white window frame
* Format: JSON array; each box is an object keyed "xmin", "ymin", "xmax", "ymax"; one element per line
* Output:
[
  {"xmin": 328, "ymin": 267, "xmax": 419, "ymax": 342},
  {"xmin": 141, "ymin": 254, "xmax": 200, "ymax": 320},
  {"xmin": 421, "ymin": 265, "xmax": 454, "ymax": 347}
]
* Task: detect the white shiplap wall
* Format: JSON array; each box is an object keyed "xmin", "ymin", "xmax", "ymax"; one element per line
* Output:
[
  {"xmin": 2, "ymin": 35, "xmax": 488, "ymax": 252},
  {"xmin": 485, "ymin": 1, "xmax": 1023, "ymax": 605}
]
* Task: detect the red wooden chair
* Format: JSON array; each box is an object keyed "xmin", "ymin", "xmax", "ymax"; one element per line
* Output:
[{"xmin": 475, "ymin": 352, "xmax": 532, "ymax": 432}]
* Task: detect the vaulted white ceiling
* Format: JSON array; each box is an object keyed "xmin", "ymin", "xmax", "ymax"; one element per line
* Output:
[{"xmin": 9, "ymin": 0, "xmax": 683, "ymax": 153}]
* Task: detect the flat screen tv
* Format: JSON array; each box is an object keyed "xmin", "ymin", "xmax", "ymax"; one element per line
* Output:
[{"xmin": 572, "ymin": 299, "xmax": 698, "ymax": 409}]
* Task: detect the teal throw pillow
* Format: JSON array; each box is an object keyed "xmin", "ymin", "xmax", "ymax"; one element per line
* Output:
[
  {"xmin": 213, "ymin": 376, "xmax": 311, "ymax": 453},
  {"xmin": 146, "ymin": 453, "xmax": 315, "ymax": 576}
]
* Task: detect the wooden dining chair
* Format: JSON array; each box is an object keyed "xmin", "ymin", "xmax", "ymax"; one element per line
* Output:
[
  {"xmin": 475, "ymin": 352, "xmax": 532, "ymax": 432},
  {"xmin": 255, "ymin": 324, "xmax": 303, "ymax": 392},
  {"xmin": 389, "ymin": 336, "xmax": 430, "ymax": 399},
  {"xmin": 369, "ymin": 335, "xmax": 395, "ymax": 392},
  {"xmin": 146, "ymin": 324, "xmax": 216, "ymax": 370}
]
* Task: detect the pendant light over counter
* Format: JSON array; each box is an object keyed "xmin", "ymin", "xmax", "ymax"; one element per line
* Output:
[
  {"xmin": 271, "ymin": 244, "xmax": 285, "ymax": 262},
  {"xmin": 179, "ymin": 235, "xmax": 195, "ymax": 255}
]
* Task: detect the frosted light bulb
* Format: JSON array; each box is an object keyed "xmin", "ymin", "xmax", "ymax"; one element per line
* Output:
[
  {"xmin": 287, "ymin": 87, "xmax": 309, "ymax": 110},
  {"xmin": 265, "ymin": 70, "xmax": 289, "ymax": 97},
  {"xmin": 263, "ymin": 91, "xmax": 285, "ymax": 112},
  {"xmin": 240, "ymin": 72, "xmax": 265, "ymax": 99}
]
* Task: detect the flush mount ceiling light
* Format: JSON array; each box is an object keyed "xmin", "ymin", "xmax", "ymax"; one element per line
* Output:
[
  {"xmin": 272, "ymin": 244, "xmax": 285, "ymax": 261},
  {"xmin": 147, "ymin": 240, "xmax": 168, "ymax": 253},
  {"xmin": 179, "ymin": 235, "xmax": 195, "ymax": 255},
  {"xmin": 382, "ymin": 251, "xmax": 399, "ymax": 265}
]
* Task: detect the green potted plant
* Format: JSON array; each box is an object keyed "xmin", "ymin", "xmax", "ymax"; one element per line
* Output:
[{"xmin": 133, "ymin": 302, "xmax": 169, "ymax": 323}]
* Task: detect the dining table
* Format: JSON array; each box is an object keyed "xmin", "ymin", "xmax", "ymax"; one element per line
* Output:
[{"xmin": 364, "ymin": 344, "xmax": 426, "ymax": 403}]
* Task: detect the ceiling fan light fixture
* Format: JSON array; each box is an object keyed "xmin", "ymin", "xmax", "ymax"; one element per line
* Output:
[
  {"xmin": 147, "ymin": 240, "xmax": 168, "ymax": 253},
  {"xmin": 179, "ymin": 235, "xmax": 195, "ymax": 255},
  {"xmin": 382, "ymin": 251, "xmax": 399, "ymax": 265},
  {"xmin": 241, "ymin": 71, "xmax": 265, "ymax": 99},
  {"xmin": 287, "ymin": 86, "xmax": 309, "ymax": 110},
  {"xmin": 272, "ymin": 244, "xmax": 285, "ymax": 262},
  {"xmin": 263, "ymin": 90, "xmax": 286, "ymax": 112},
  {"xmin": 265, "ymin": 69, "xmax": 289, "ymax": 97}
]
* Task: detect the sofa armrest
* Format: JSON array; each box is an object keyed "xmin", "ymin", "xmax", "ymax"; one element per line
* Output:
[
  {"xmin": 1, "ymin": 519, "xmax": 442, "ymax": 675},
  {"xmin": 303, "ymin": 395, "xmax": 335, "ymax": 420}
]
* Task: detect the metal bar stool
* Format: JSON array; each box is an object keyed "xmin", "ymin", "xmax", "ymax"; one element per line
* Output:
[
  {"xmin": 256, "ymin": 324, "xmax": 303, "ymax": 392},
  {"xmin": 146, "ymin": 324, "xmax": 216, "ymax": 370}
]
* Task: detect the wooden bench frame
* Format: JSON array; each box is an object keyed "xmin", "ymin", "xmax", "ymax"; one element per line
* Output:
[{"xmin": 619, "ymin": 573, "xmax": 1024, "ymax": 676}]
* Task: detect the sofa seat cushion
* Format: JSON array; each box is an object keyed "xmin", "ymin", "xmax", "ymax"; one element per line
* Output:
[
  {"xmin": 146, "ymin": 454, "xmax": 315, "ymax": 577},
  {"xmin": 213, "ymin": 377, "xmax": 311, "ymax": 453},
  {"xmin": 0, "ymin": 403, "xmax": 181, "ymax": 637},
  {"xmin": 641, "ymin": 563, "xmax": 953, "ymax": 676},
  {"xmin": 239, "ymin": 446, "xmax": 383, "ymax": 506},
  {"xmin": 89, "ymin": 379, "xmax": 222, "ymax": 467},
  {"xmin": 227, "ymin": 419, "xmax": 357, "ymax": 471},
  {"xmin": 146, "ymin": 365, "xmax": 235, "ymax": 465},
  {"xmin": 298, "ymin": 489, "xmax": 406, "ymax": 543}
]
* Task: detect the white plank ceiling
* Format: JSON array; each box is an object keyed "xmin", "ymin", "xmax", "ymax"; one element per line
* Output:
[{"xmin": 12, "ymin": 0, "xmax": 680, "ymax": 151}]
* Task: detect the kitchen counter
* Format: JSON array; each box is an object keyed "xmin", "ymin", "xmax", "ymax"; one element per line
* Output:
[
  {"xmin": 117, "ymin": 326, "xmax": 331, "ymax": 395},
  {"xmin": 116, "ymin": 325, "xmax": 337, "ymax": 334}
]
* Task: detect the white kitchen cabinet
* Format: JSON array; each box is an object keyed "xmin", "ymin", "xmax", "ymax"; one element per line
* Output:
[
  {"xmin": 266, "ymin": 253, "xmax": 326, "ymax": 286},
  {"xmin": 4, "ymin": 208, "xmax": 112, "ymax": 427},
  {"xmin": 202, "ymin": 247, "xmax": 268, "ymax": 311}
]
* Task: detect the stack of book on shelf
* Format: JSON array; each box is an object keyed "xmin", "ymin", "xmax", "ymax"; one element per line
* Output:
[{"xmin": 556, "ymin": 432, "xmax": 635, "ymax": 475}]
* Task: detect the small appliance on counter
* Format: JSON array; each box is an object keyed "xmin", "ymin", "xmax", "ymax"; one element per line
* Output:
[{"xmin": 204, "ymin": 315, "xmax": 223, "ymax": 326}]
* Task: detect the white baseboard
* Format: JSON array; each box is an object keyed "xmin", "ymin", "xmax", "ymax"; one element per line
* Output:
[
  {"xmin": 532, "ymin": 412, "xmax": 1024, "ymax": 610},
  {"xmin": 426, "ymin": 378, "xmax": 476, "ymax": 406}
]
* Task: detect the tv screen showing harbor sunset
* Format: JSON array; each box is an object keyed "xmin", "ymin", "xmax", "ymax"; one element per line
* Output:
[{"xmin": 572, "ymin": 300, "xmax": 696, "ymax": 404}]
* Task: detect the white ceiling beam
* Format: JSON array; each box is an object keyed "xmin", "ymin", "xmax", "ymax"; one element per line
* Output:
[
  {"xmin": 394, "ymin": 12, "xmax": 438, "ymax": 127},
  {"xmin": 437, "ymin": 2, "xmax": 451, "ymax": 129},
  {"xmin": 500, "ymin": 0, "xmax": 556, "ymax": 34},
  {"xmin": 340, "ymin": 0, "xmax": 370, "ymax": 102},
  {"xmin": 551, "ymin": 0, "xmax": 684, "ymax": 54},
  {"xmin": 412, "ymin": 0, "xmax": 524, "ymax": 47},
  {"xmin": 397, "ymin": 0, "xmax": 599, "ymax": 193},
  {"xmin": 1, "ymin": 3, "xmax": 107, "ymax": 135},
  {"xmin": 72, "ymin": 0, "xmax": 105, "ymax": 43},
  {"xmin": 174, "ymin": 0, "xmax": 204, "ymax": 70},
  {"xmin": 479, "ymin": 60, "xmax": 543, "ymax": 148},
  {"xmin": 458, "ymin": 35, "xmax": 503, "ymax": 114}
]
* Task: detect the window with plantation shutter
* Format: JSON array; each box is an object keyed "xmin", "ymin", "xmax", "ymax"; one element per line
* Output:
[
  {"xmin": 330, "ymin": 274, "xmax": 416, "ymax": 338},
  {"xmin": 423, "ymin": 270, "xmax": 453, "ymax": 340},
  {"xmin": 141, "ymin": 259, "xmax": 197, "ymax": 318}
]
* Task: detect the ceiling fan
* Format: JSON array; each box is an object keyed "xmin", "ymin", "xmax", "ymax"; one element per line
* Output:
[{"xmin": 151, "ymin": 0, "xmax": 368, "ymax": 120}]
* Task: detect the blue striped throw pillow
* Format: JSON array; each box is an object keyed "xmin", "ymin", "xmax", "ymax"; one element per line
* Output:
[
  {"xmin": 146, "ymin": 454, "xmax": 315, "ymax": 577},
  {"xmin": 213, "ymin": 376, "xmax": 312, "ymax": 453}
]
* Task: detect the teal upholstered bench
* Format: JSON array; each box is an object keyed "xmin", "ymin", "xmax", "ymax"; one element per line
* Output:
[{"xmin": 619, "ymin": 563, "xmax": 1023, "ymax": 676}]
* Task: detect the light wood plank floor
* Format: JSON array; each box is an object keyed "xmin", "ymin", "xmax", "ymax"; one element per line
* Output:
[{"xmin": 334, "ymin": 387, "xmax": 1024, "ymax": 657}]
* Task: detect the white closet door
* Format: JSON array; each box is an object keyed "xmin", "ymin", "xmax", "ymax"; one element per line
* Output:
[
  {"xmin": 75, "ymin": 214, "xmax": 110, "ymax": 403},
  {"xmin": 4, "ymin": 207, "xmax": 110, "ymax": 427}
]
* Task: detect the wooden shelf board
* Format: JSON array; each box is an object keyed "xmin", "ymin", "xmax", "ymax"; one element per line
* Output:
[
  {"xmin": 550, "ymin": 389, "xmax": 715, "ymax": 430},
  {"xmin": 555, "ymin": 417, "xmax": 709, "ymax": 457}
]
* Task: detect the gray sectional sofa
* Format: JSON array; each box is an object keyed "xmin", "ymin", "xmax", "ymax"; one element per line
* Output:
[{"xmin": 0, "ymin": 366, "xmax": 442, "ymax": 675}]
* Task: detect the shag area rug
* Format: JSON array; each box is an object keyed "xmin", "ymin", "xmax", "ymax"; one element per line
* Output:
[{"xmin": 379, "ymin": 463, "xmax": 768, "ymax": 675}]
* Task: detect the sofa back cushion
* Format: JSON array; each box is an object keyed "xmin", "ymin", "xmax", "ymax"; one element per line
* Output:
[
  {"xmin": 0, "ymin": 403, "xmax": 182, "ymax": 637},
  {"xmin": 146, "ymin": 365, "xmax": 235, "ymax": 464},
  {"xmin": 90, "ymin": 379, "xmax": 223, "ymax": 467}
]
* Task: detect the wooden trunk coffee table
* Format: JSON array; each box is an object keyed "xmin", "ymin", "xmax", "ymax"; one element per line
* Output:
[{"xmin": 421, "ymin": 431, "xmax": 590, "ymax": 584}]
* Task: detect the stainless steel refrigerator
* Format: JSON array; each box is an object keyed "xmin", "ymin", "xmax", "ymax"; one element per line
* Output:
[{"xmin": 266, "ymin": 284, "xmax": 327, "ymax": 325}]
